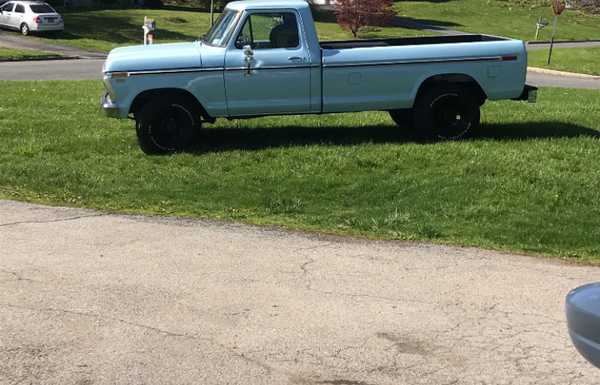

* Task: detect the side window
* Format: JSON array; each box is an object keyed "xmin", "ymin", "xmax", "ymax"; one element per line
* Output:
[
  {"xmin": 1, "ymin": 3, "xmax": 14, "ymax": 11},
  {"xmin": 14, "ymin": 4, "xmax": 24, "ymax": 13},
  {"xmin": 235, "ymin": 12, "xmax": 300, "ymax": 50}
]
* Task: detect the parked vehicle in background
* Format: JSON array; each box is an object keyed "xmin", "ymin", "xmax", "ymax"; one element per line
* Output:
[
  {"xmin": 0, "ymin": 1, "xmax": 63, "ymax": 35},
  {"xmin": 566, "ymin": 283, "xmax": 600, "ymax": 369},
  {"xmin": 101, "ymin": 0, "xmax": 537, "ymax": 155}
]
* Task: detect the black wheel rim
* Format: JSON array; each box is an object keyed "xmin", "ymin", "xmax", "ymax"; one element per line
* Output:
[
  {"xmin": 148, "ymin": 104, "xmax": 193, "ymax": 152},
  {"xmin": 430, "ymin": 93, "xmax": 472, "ymax": 140}
]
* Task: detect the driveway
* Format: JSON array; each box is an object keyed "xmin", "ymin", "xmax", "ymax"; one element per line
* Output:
[
  {"xmin": 0, "ymin": 30, "xmax": 106, "ymax": 59},
  {"xmin": 1, "ymin": 200, "xmax": 599, "ymax": 385}
]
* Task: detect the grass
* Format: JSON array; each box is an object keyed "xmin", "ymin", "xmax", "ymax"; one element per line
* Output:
[
  {"xmin": 0, "ymin": 47, "xmax": 63, "ymax": 61},
  {"xmin": 528, "ymin": 47, "xmax": 600, "ymax": 75},
  {"xmin": 1, "ymin": 81, "xmax": 600, "ymax": 262},
  {"xmin": 396, "ymin": 0, "xmax": 600, "ymax": 41},
  {"xmin": 31, "ymin": 7, "xmax": 433, "ymax": 53},
  {"xmin": 21, "ymin": 1, "xmax": 600, "ymax": 53}
]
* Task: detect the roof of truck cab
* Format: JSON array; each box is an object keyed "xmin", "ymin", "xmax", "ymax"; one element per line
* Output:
[{"xmin": 226, "ymin": 0, "xmax": 310, "ymax": 11}]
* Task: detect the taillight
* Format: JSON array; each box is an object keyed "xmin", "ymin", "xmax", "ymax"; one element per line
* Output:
[{"xmin": 34, "ymin": 16, "xmax": 41, "ymax": 24}]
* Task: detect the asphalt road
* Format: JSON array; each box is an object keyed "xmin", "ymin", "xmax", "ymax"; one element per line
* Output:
[
  {"xmin": 527, "ymin": 41, "xmax": 600, "ymax": 50},
  {"xmin": 526, "ymin": 71, "xmax": 600, "ymax": 89},
  {"xmin": 1, "ymin": 200, "xmax": 600, "ymax": 385},
  {"xmin": 1, "ymin": 58, "xmax": 600, "ymax": 90}
]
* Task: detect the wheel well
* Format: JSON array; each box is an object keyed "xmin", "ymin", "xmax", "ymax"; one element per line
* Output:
[
  {"xmin": 129, "ymin": 88, "xmax": 215, "ymax": 123},
  {"xmin": 416, "ymin": 74, "xmax": 487, "ymax": 106}
]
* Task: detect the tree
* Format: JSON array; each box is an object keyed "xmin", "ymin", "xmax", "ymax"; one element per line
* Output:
[{"xmin": 335, "ymin": 0, "xmax": 395, "ymax": 38}]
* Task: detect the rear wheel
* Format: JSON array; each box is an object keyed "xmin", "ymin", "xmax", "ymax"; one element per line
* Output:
[
  {"xmin": 413, "ymin": 85, "xmax": 480, "ymax": 140},
  {"xmin": 135, "ymin": 96, "xmax": 200, "ymax": 155},
  {"xmin": 20, "ymin": 23, "xmax": 30, "ymax": 36}
]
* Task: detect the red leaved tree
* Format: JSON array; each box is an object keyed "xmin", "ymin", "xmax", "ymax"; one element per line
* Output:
[{"xmin": 335, "ymin": 0, "xmax": 395, "ymax": 38}]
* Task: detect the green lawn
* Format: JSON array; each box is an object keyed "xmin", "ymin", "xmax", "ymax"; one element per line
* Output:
[
  {"xmin": 528, "ymin": 47, "xmax": 600, "ymax": 75},
  {"xmin": 0, "ymin": 47, "xmax": 63, "ymax": 61},
  {"xmin": 397, "ymin": 0, "xmax": 600, "ymax": 41},
  {"xmin": 32, "ymin": 7, "xmax": 432, "ymax": 53},
  {"xmin": 1, "ymin": 81, "xmax": 600, "ymax": 262}
]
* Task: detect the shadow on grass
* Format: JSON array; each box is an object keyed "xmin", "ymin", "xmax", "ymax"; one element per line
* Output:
[
  {"xmin": 392, "ymin": 16, "xmax": 463, "ymax": 31},
  {"xmin": 43, "ymin": 11, "xmax": 194, "ymax": 43},
  {"xmin": 161, "ymin": 4, "xmax": 215, "ymax": 13},
  {"xmin": 311, "ymin": 5, "xmax": 463, "ymax": 32},
  {"xmin": 188, "ymin": 121, "xmax": 599, "ymax": 153}
]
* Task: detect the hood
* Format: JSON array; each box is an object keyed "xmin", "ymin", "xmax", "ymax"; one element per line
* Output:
[{"xmin": 103, "ymin": 42, "xmax": 202, "ymax": 73}]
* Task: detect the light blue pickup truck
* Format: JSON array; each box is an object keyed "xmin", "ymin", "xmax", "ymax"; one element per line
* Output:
[{"xmin": 101, "ymin": 0, "xmax": 537, "ymax": 154}]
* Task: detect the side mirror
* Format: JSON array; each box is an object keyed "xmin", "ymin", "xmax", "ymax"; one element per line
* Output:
[
  {"xmin": 243, "ymin": 45, "xmax": 254, "ymax": 76},
  {"xmin": 566, "ymin": 283, "xmax": 600, "ymax": 369},
  {"xmin": 243, "ymin": 44, "xmax": 254, "ymax": 60}
]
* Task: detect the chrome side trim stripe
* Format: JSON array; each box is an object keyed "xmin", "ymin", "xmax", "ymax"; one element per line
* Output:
[
  {"xmin": 225, "ymin": 64, "xmax": 320, "ymax": 71},
  {"xmin": 126, "ymin": 67, "xmax": 223, "ymax": 76},
  {"xmin": 322, "ymin": 56, "xmax": 505, "ymax": 68},
  {"xmin": 111, "ymin": 55, "xmax": 511, "ymax": 76},
  {"xmin": 114, "ymin": 64, "xmax": 321, "ymax": 76}
]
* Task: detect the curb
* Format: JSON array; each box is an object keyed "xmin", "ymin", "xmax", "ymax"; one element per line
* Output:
[
  {"xmin": 527, "ymin": 66, "xmax": 600, "ymax": 79},
  {"xmin": 527, "ymin": 39, "xmax": 600, "ymax": 45}
]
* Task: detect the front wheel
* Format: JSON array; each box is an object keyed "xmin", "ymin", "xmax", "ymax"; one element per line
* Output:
[
  {"xmin": 20, "ymin": 23, "xmax": 30, "ymax": 36},
  {"xmin": 413, "ymin": 85, "xmax": 480, "ymax": 140},
  {"xmin": 135, "ymin": 96, "xmax": 200, "ymax": 155}
]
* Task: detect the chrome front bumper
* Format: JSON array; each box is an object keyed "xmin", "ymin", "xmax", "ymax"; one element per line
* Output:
[{"xmin": 100, "ymin": 93, "xmax": 121, "ymax": 118}]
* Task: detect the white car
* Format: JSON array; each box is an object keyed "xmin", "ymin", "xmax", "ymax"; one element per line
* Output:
[{"xmin": 0, "ymin": 1, "xmax": 63, "ymax": 35}]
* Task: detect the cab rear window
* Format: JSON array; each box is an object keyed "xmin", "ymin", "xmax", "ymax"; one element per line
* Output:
[{"xmin": 29, "ymin": 4, "xmax": 55, "ymax": 13}]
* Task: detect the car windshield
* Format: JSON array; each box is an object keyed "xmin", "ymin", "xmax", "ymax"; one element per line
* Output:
[
  {"xmin": 202, "ymin": 10, "xmax": 238, "ymax": 47},
  {"xmin": 29, "ymin": 4, "xmax": 55, "ymax": 13}
]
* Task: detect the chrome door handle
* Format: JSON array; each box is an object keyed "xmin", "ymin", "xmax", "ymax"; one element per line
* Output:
[{"xmin": 288, "ymin": 57, "xmax": 303, "ymax": 62}]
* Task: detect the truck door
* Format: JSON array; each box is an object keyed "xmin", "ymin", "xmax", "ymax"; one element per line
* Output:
[{"xmin": 224, "ymin": 10, "xmax": 311, "ymax": 116}]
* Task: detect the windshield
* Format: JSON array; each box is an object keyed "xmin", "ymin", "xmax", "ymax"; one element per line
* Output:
[
  {"xmin": 29, "ymin": 4, "xmax": 55, "ymax": 13},
  {"xmin": 203, "ymin": 10, "xmax": 238, "ymax": 47}
]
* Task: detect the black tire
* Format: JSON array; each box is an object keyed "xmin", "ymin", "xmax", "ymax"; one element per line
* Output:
[
  {"xmin": 135, "ymin": 96, "xmax": 201, "ymax": 155},
  {"xmin": 20, "ymin": 23, "xmax": 30, "ymax": 36},
  {"xmin": 389, "ymin": 108, "xmax": 413, "ymax": 129},
  {"xmin": 413, "ymin": 85, "xmax": 480, "ymax": 140}
]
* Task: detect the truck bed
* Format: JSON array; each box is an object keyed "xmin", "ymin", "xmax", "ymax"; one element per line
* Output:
[{"xmin": 320, "ymin": 35, "xmax": 507, "ymax": 50}]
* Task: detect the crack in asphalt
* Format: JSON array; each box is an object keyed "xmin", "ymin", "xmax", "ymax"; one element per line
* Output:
[
  {"xmin": 0, "ymin": 302, "xmax": 278, "ymax": 377},
  {"xmin": 0, "ymin": 214, "xmax": 106, "ymax": 227},
  {"xmin": 315, "ymin": 380, "xmax": 376, "ymax": 385},
  {"xmin": 0, "ymin": 268, "xmax": 37, "ymax": 283}
]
